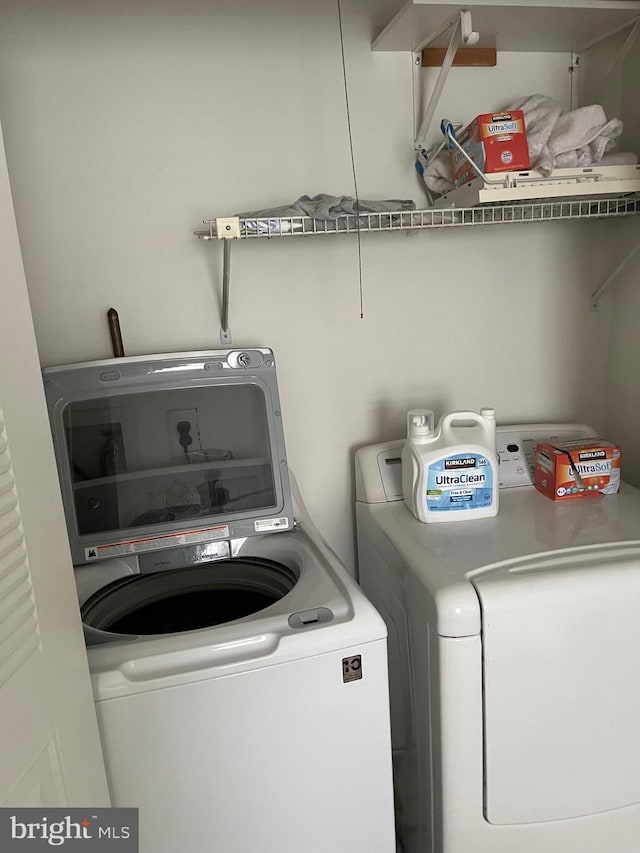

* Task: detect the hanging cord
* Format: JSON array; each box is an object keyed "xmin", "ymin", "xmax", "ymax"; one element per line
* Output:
[
  {"xmin": 411, "ymin": 49, "xmax": 418, "ymax": 142},
  {"xmin": 337, "ymin": 0, "xmax": 364, "ymax": 319}
]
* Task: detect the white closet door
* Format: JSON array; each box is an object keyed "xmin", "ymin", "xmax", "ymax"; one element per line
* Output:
[{"xmin": 0, "ymin": 119, "xmax": 109, "ymax": 807}]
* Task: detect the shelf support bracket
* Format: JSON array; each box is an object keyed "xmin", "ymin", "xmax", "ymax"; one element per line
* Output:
[
  {"xmin": 591, "ymin": 237, "xmax": 640, "ymax": 311},
  {"xmin": 213, "ymin": 217, "xmax": 241, "ymax": 344},
  {"xmin": 414, "ymin": 10, "xmax": 479, "ymax": 152},
  {"xmin": 220, "ymin": 238, "xmax": 232, "ymax": 344},
  {"xmin": 584, "ymin": 17, "xmax": 640, "ymax": 105}
]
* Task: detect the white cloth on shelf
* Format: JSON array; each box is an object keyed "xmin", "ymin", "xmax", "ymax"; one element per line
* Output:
[
  {"xmin": 419, "ymin": 154, "xmax": 455, "ymax": 194},
  {"xmin": 535, "ymin": 104, "xmax": 623, "ymax": 175},
  {"xmin": 507, "ymin": 94, "xmax": 562, "ymax": 166},
  {"xmin": 420, "ymin": 93, "xmax": 633, "ymax": 192}
]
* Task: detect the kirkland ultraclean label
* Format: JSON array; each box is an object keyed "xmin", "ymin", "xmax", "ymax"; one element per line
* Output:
[{"xmin": 426, "ymin": 453, "xmax": 495, "ymax": 512}]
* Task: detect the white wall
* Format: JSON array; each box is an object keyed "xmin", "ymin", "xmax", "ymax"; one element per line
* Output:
[
  {"xmin": 0, "ymin": 0, "xmax": 623, "ymax": 571},
  {"xmin": 604, "ymin": 40, "xmax": 640, "ymax": 488}
]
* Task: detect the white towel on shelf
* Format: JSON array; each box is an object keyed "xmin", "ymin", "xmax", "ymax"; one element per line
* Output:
[
  {"xmin": 508, "ymin": 94, "xmax": 563, "ymax": 166},
  {"xmin": 420, "ymin": 93, "xmax": 632, "ymax": 192},
  {"xmin": 419, "ymin": 154, "xmax": 455, "ymax": 194},
  {"xmin": 534, "ymin": 104, "xmax": 623, "ymax": 175}
]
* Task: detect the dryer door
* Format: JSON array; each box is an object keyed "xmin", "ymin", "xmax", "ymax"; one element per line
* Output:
[{"xmin": 472, "ymin": 542, "xmax": 640, "ymax": 825}]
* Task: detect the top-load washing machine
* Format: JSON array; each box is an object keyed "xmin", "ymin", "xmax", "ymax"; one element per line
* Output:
[
  {"xmin": 356, "ymin": 422, "xmax": 640, "ymax": 853},
  {"xmin": 43, "ymin": 348, "xmax": 396, "ymax": 853}
]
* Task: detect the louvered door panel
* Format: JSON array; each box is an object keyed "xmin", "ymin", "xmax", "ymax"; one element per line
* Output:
[
  {"xmin": 0, "ymin": 114, "xmax": 108, "ymax": 805},
  {"xmin": 0, "ymin": 410, "xmax": 40, "ymax": 687}
]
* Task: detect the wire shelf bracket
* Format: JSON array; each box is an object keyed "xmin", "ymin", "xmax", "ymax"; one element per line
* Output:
[
  {"xmin": 414, "ymin": 10, "xmax": 479, "ymax": 152},
  {"xmin": 208, "ymin": 217, "xmax": 241, "ymax": 344},
  {"xmin": 591, "ymin": 236, "xmax": 640, "ymax": 310}
]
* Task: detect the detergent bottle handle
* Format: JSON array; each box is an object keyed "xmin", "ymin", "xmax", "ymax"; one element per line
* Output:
[{"xmin": 440, "ymin": 410, "xmax": 493, "ymax": 443}]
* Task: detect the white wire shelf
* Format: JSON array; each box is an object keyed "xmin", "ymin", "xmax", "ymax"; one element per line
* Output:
[
  {"xmin": 195, "ymin": 195, "xmax": 640, "ymax": 240},
  {"xmin": 196, "ymin": 194, "xmax": 640, "ymax": 342}
]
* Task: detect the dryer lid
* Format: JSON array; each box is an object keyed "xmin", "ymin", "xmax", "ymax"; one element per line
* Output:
[{"xmin": 473, "ymin": 542, "xmax": 640, "ymax": 825}]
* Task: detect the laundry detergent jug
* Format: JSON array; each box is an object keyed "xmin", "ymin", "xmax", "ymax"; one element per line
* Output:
[{"xmin": 402, "ymin": 407, "xmax": 498, "ymax": 523}]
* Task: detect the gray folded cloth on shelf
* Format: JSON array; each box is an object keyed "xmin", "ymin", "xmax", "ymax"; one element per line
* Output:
[{"xmin": 237, "ymin": 193, "xmax": 415, "ymax": 220}]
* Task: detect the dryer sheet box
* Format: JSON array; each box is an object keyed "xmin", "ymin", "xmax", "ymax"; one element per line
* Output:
[
  {"xmin": 450, "ymin": 110, "xmax": 530, "ymax": 187},
  {"xmin": 534, "ymin": 438, "xmax": 621, "ymax": 501}
]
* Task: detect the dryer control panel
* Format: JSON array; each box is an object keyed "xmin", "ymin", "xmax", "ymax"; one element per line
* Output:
[
  {"xmin": 355, "ymin": 423, "xmax": 597, "ymax": 503},
  {"xmin": 496, "ymin": 423, "xmax": 596, "ymax": 488}
]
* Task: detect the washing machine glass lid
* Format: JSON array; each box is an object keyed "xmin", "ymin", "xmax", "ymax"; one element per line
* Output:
[{"xmin": 80, "ymin": 557, "xmax": 297, "ymax": 636}]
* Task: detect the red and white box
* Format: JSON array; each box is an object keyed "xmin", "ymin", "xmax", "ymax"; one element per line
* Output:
[
  {"xmin": 534, "ymin": 438, "xmax": 621, "ymax": 501},
  {"xmin": 450, "ymin": 110, "xmax": 530, "ymax": 187}
]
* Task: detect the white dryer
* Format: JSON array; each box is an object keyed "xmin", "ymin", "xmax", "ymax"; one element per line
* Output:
[
  {"xmin": 356, "ymin": 423, "xmax": 640, "ymax": 853},
  {"xmin": 43, "ymin": 349, "xmax": 396, "ymax": 853}
]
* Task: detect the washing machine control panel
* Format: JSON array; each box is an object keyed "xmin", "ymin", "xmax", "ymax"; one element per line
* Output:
[
  {"xmin": 497, "ymin": 423, "xmax": 596, "ymax": 488},
  {"xmin": 356, "ymin": 423, "xmax": 598, "ymax": 502}
]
